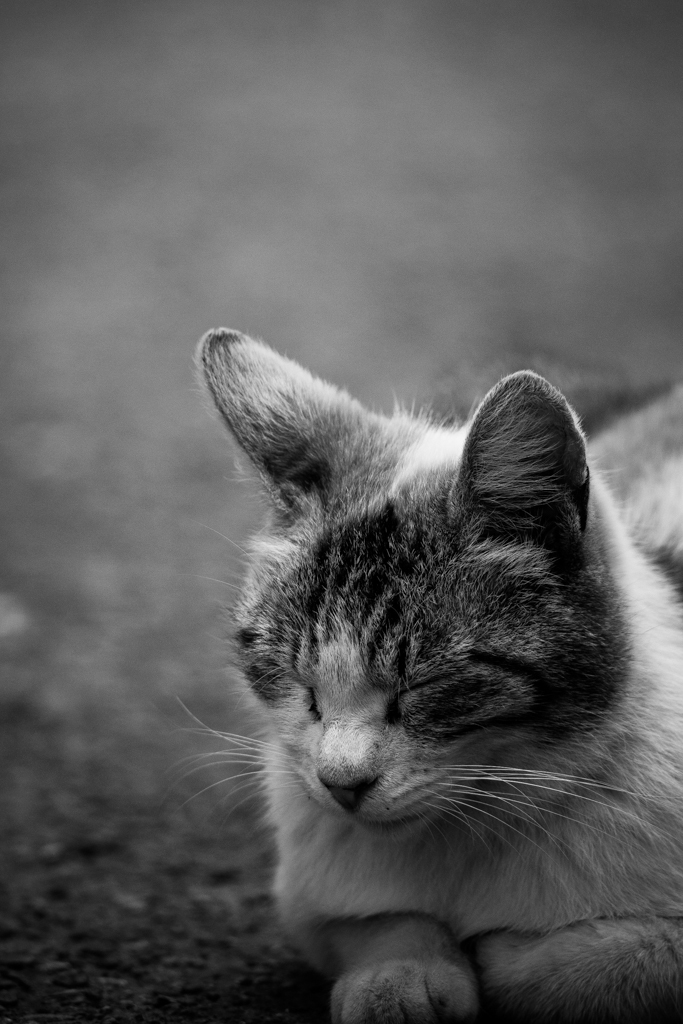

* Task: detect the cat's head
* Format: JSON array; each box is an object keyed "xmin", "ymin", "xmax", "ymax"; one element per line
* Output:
[{"xmin": 198, "ymin": 329, "xmax": 629, "ymax": 832}]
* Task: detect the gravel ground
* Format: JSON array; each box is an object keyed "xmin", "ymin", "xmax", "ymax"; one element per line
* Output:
[{"xmin": 0, "ymin": 698, "xmax": 330, "ymax": 1024}]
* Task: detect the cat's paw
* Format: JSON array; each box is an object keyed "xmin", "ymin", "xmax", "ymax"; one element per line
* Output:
[{"xmin": 330, "ymin": 958, "xmax": 479, "ymax": 1024}]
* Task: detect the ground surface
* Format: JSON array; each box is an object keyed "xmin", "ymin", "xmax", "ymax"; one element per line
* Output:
[
  {"xmin": 2, "ymin": 2, "xmax": 683, "ymax": 1022},
  {"xmin": 0, "ymin": 696, "xmax": 330, "ymax": 1023}
]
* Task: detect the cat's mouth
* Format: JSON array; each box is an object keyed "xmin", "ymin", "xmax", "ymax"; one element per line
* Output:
[
  {"xmin": 311, "ymin": 776, "xmax": 431, "ymax": 833},
  {"xmin": 324, "ymin": 801, "xmax": 426, "ymax": 834},
  {"xmin": 357, "ymin": 813, "xmax": 424, "ymax": 834}
]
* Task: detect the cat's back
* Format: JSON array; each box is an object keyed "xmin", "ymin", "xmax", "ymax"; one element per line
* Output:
[{"xmin": 590, "ymin": 384, "xmax": 683, "ymax": 591}]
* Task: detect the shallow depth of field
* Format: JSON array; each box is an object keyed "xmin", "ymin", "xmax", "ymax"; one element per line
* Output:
[{"xmin": 1, "ymin": 2, "xmax": 682, "ymax": 1021}]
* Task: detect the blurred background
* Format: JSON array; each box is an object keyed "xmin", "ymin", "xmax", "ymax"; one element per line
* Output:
[{"xmin": 1, "ymin": 1, "xmax": 682, "ymax": 1020}]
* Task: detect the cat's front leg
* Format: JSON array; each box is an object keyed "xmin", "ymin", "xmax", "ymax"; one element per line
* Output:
[
  {"xmin": 309, "ymin": 912, "xmax": 478, "ymax": 1024},
  {"xmin": 476, "ymin": 916, "xmax": 683, "ymax": 1023}
]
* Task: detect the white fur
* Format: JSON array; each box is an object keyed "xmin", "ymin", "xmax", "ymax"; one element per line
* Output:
[
  {"xmin": 621, "ymin": 453, "xmax": 683, "ymax": 554},
  {"xmin": 248, "ymin": 535, "xmax": 298, "ymax": 564},
  {"xmin": 590, "ymin": 384, "xmax": 683, "ymax": 556},
  {"xmin": 391, "ymin": 423, "xmax": 468, "ymax": 492}
]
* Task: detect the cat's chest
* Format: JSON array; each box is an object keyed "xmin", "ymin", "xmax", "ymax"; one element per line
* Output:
[
  {"xmin": 268, "ymin": 783, "xmax": 575, "ymax": 937},
  {"xmin": 266, "ymin": 764, "xmax": 683, "ymax": 937}
]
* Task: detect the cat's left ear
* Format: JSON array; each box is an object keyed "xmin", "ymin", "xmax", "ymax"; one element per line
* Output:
[
  {"xmin": 458, "ymin": 371, "xmax": 589, "ymax": 544},
  {"xmin": 197, "ymin": 328, "xmax": 366, "ymax": 510}
]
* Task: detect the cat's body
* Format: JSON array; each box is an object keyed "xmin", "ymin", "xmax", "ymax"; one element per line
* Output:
[{"xmin": 199, "ymin": 328, "xmax": 683, "ymax": 1023}]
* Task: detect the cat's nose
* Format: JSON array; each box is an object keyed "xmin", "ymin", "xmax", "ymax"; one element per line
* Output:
[{"xmin": 321, "ymin": 778, "xmax": 377, "ymax": 811}]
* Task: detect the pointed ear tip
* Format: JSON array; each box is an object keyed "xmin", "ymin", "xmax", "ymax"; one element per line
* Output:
[
  {"xmin": 195, "ymin": 328, "xmax": 248, "ymax": 371},
  {"xmin": 494, "ymin": 369, "xmax": 582, "ymax": 419},
  {"xmin": 497, "ymin": 369, "xmax": 555, "ymax": 393},
  {"xmin": 470, "ymin": 368, "xmax": 587, "ymax": 463}
]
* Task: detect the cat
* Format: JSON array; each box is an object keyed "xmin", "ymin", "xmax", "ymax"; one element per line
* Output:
[{"xmin": 197, "ymin": 327, "xmax": 683, "ymax": 1024}]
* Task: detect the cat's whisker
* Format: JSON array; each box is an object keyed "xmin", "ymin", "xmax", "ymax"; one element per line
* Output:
[
  {"xmin": 179, "ymin": 573, "xmax": 243, "ymax": 591},
  {"xmin": 432, "ymin": 786, "xmax": 544, "ymax": 844},
  {"xmin": 172, "ymin": 752, "xmax": 267, "ymax": 771},
  {"xmin": 419, "ymin": 798, "xmax": 473, "ymax": 834},
  {"xmin": 459, "ymin": 791, "xmax": 596, "ymax": 853},
  {"xmin": 173, "ymin": 744, "xmax": 292, "ymax": 770},
  {"xmin": 200, "ymin": 729, "xmax": 295, "ymax": 758},
  {"xmin": 164, "ymin": 753, "xmax": 263, "ymax": 802},
  {"xmin": 441, "ymin": 765, "xmax": 642, "ymax": 802},
  {"xmin": 173, "ymin": 744, "xmax": 275, "ymax": 762},
  {"xmin": 414, "ymin": 805, "xmax": 462, "ymax": 854},
  {"xmin": 189, "ymin": 768, "xmax": 302, "ymax": 820},
  {"xmin": 437, "ymin": 783, "xmax": 541, "ymax": 826},
  {"xmin": 174, "ymin": 699, "xmax": 241, "ymax": 740},
  {"xmin": 476, "ymin": 788, "xmax": 633, "ymax": 853},
  {"xmin": 214, "ymin": 778, "xmax": 269, "ymax": 825},
  {"xmin": 433, "ymin": 788, "xmax": 563, "ymax": 856},
  {"xmin": 188, "ymin": 519, "xmax": 250, "ymax": 557},
  {"xmin": 178, "ymin": 768, "xmax": 285, "ymax": 809},
  {"xmin": 438, "ymin": 778, "xmax": 557, "ymax": 827},
  {"xmin": 216, "ymin": 773, "xmax": 305, "ymax": 821},
  {"xmin": 420, "ymin": 787, "xmax": 495, "ymax": 843},
  {"xmin": 419, "ymin": 798, "xmax": 489, "ymax": 847},
  {"xmin": 461, "ymin": 799, "xmax": 559, "ymax": 855},
  {"xmin": 168, "ymin": 756, "xmax": 298, "ymax": 790},
  {"xmin": 434, "ymin": 778, "xmax": 646, "ymax": 847},
  {"xmin": 453, "ymin": 773, "xmax": 655, "ymax": 828},
  {"xmin": 424, "ymin": 798, "xmax": 499, "ymax": 852},
  {"xmin": 443, "ymin": 765, "xmax": 641, "ymax": 798},
  {"xmin": 163, "ymin": 766, "xmax": 258, "ymax": 808},
  {"xmin": 216, "ymin": 777, "xmax": 302, "ymax": 831},
  {"xmin": 174, "ymin": 700, "xmax": 294, "ymax": 759},
  {"xmin": 170, "ymin": 760, "xmax": 261, "ymax": 787}
]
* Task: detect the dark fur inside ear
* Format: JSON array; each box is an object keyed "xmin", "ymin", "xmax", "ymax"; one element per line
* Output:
[
  {"xmin": 197, "ymin": 328, "xmax": 360, "ymax": 506},
  {"xmin": 458, "ymin": 371, "xmax": 589, "ymax": 546}
]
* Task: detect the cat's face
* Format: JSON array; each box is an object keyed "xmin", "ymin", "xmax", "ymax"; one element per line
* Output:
[{"xmin": 199, "ymin": 330, "xmax": 629, "ymax": 831}]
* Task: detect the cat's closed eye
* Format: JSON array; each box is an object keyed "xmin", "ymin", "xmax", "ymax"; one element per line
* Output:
[
  {"xmin": 307, "ymin": 688, "xmax": 322, "ymax": 721},
  {"xmin": 467, "ymin": 651, "xmax": 535, "ymax": 677},
  {"xmin": 386, "ymin": 693, "xmax": 401, "ymax": 725}
]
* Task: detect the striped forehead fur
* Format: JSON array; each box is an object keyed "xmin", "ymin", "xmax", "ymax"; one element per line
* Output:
[{"xmin": 202, "ymin": 334, "xmax": 630, "ymax": 724}]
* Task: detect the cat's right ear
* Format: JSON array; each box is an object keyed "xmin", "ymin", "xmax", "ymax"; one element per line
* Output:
[
  {"xmin": 457, "ymin": 370, "xmax": 590, "ymax": 549},
  {"xmin": 197, "ymin": 329, "xmax": 363, "ymax": 511}
]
